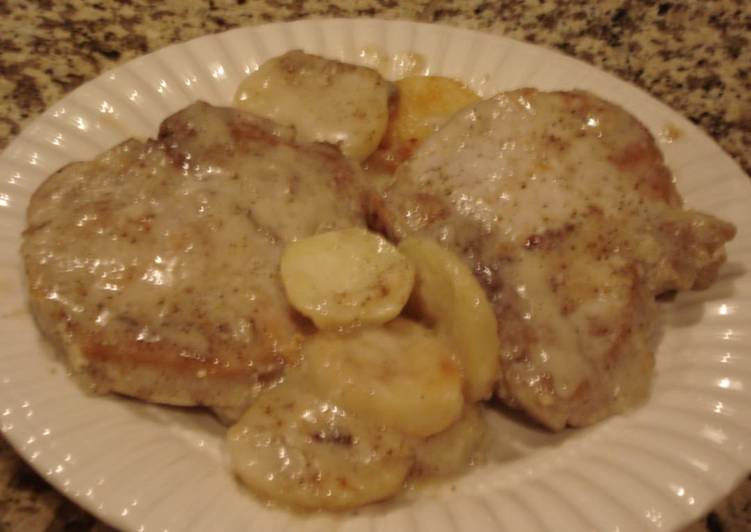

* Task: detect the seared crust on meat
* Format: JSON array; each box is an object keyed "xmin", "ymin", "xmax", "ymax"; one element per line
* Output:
[
  {"xmin": 23, "ymin": 102, "xmax": 366, "ymax": 409},
  {"xmin": 369, "ymin": 89, "xmax": 735, "ymax": 430}
]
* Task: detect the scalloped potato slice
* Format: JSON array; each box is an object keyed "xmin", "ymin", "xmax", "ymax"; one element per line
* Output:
[
  {"xmin": 280, "ymin": 228, "xmax": 414, "ymax": 330},
  {"xmin": 235, "ymin": 50, "xmax": 391, "ymax": 162},
  {"xmin": 391, "ymin": 76, "xmax": 481, "ymax": 144},
  {"xmin": 399, "ymin": 238, "xmax": 500, "ymax": 402},
  {"xmin": 414, "ymin": 405, "xmax": 486, "ymax": 478},
  {"xmin": 227, "ymin": 381, "xmax": 414, "ymax": 510},
  {"xmin": 367, "ymin": 76, "xmax": 480, "ymax": 171},
  {"xmin": 303, "ymin": 318, "xmax": 464, "ymax": 438}
]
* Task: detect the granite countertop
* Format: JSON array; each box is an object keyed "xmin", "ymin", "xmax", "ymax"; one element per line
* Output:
[{"xmin": 0, "ymin": 1, "xmax": 749, "ymax": 530}]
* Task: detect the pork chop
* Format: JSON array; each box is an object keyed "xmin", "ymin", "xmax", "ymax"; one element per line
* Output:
[
  {"xmin": 22, "ymin": 101, "xmax": 366, "ymax": 410},
  {"xmin": 369, "ymin": 89, "xmax": 736, "ymax": 430}
]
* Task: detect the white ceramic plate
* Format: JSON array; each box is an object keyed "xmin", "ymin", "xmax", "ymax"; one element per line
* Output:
[{"xmin": 1, "ymin": 19, "xmax": 749, "ymax": 532}]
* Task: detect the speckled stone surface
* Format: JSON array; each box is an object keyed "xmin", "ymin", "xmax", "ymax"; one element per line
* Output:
[
  {"xmin": 0, "ymin": 1, "xmax": 749, "ymax": 531},
  {"xmin": 1, "ymin": 0, "xmax": 749, "ymax": 175}
]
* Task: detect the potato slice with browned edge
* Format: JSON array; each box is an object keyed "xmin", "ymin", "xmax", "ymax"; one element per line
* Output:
[
  {"xmin": 280, "ymin": 228, "xmax": 414, "ymax": 330},
  {"xmin": 414, "ymin": 405, "xmax": 486, "ymax": 478},
  {"xmin": 390, "ymin": 76, "xmax": 481, "ymax": 145},
  {"xmin": 227, "ymin": 380, "xmax": 414, "ymax": 510},
  {"xmin": 367, "ymin": 76, "xmax": 481, "ymax": 171},
  {"xmin": 303, "ymin": 318, "xmax": 464, "ymax": 438},
  {"xmin": 399, "ymin": 237, "xmax": 500, "ymax": 402}
]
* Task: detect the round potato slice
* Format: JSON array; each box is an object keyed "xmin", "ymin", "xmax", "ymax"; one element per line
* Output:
[
  {"xmin": 227, "ymin": 381, "xmax": 414, "ymax": 510},
  {"xmin": 391, "ymin": 76, "xmax": 481, "ymax": 145},
  {"xmin": 303, "ymin": 318, "xmax": 464, "ymax": 438},
  {"xmin": 366, "ymin": 76, "xmax": 481, "ymax": 171},
  {"xmin": 235, "ymin": 50, "xmax": 391, "ymax": 162},
  {"xmin": 280, "ymin": 228, "xmax": 414, "ymax": 330},
  {"xmin": 399, "ymin": 237, "xmax": 501, "ymax": 402},
  {"xmin": 413, "ymin": 405, "xmax": 486, "ymax": 478}
]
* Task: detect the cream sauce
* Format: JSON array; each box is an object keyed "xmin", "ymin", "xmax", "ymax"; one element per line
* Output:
[
  {"xmin": 509, "ymin": 253, "xmax": 587, "ymax": 397},
  {"xmin": 404, "ymin": 93, "xmax": 654, "ymax": 245}
]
